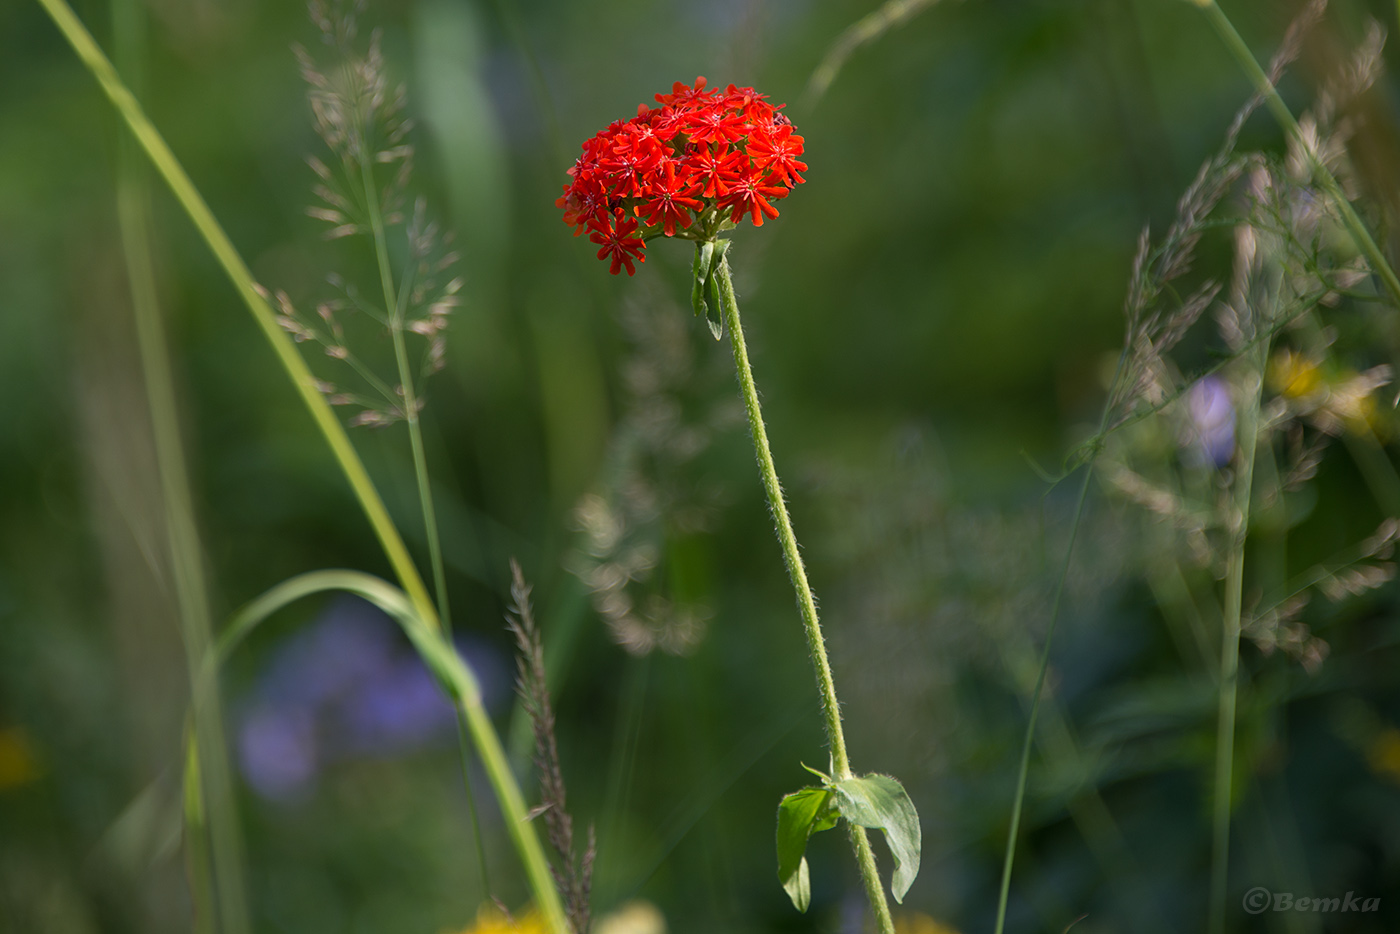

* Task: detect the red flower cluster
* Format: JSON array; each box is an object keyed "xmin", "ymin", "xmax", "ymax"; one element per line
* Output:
[{"xmin": 558, "ymin": 77, "xmax": 808, "ymax": 275}]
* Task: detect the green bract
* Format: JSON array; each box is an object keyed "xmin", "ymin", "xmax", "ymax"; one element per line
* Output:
[{"xmin": 691, "ymin": 239, "xmax": 729, "ymax": 340}]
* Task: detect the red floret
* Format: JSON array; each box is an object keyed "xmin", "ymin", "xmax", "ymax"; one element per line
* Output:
[
  {"xmin": 747, "ymin": 124, "xmax": 808, "ymax": 187},
  {"xmin": 560, "ymin": 77, "xmax": 807, "ymax": 273},
  {"xmin": 718, "ymin": 166, "xmax": 788, "ymax": 228},
  {"xmin": 639, "ymin": 160, "xmax": 703, "ymax": 237},
  {"xmin": 589, "ymin": 215, "xmax": 646, "ymax": 276}
]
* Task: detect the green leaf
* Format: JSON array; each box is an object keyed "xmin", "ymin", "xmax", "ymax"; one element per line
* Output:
[
  {"xmin": 691, "ymin": 241, "xmax": 714, "ymax": 319},
  {"xmin": 832, "ymin": 773, "xmax": 922, "ymax": 902},
  {"xmin": 776, "ymin": 786, "xmax": 838, "ymax": 912},
  {"xmin": 705, "ymin": 269, "xmax": 724, "ymax": 340}
]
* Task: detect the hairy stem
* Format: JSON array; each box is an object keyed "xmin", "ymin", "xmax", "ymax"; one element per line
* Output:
[
  {"xmin": 713, "ymin": 254, "xmax": 894, "ymax": 934},
  {"xmin": 1197, "ymin": 0, "xmax": 1400, "ymax": 307}
]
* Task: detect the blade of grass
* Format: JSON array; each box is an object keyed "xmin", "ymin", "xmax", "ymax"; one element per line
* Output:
[
  {"xmin": 992, "ymin": 458, "xmax": 1094, "ymax": 934},
  {"xmin": 992, "ymin": 347, "xmax": 1125, "ymax": 934},
  {"xmin": 803, "ymin": 0, "xmax": 944, "ymax": 109},
  {"xmin": 989, "ymin": 609, "xmax": 1173, "ymax": 934},
  {"xmin": 181, "ymin": 725, "xmax": 216, "ymax": 934},
  {"xmin": 112, "ymin": 1, "xmax": 248, "ymax": 929},
  {"xmin": 597, "ymin": 653, "xmax": 650, "ymax": 901}
]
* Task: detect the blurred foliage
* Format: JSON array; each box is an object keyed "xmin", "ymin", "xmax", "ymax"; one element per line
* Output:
[{"xmin": 4, "ymin": 0, "xmax": 1400, "ymax": 932}]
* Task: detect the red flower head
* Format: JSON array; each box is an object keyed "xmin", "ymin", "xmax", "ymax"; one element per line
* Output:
[{"xmin": 559, "ymin": 77, "xmax": 806, "ymax": 274}]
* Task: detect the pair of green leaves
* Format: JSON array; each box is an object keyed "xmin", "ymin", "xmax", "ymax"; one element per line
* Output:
[
  {"xmin": 692, "ymin": 239, "xmax": 730, "ymax": 341},
  {"xmin": 776, "ymin": 767, "xmax": 921, "ymax": 912}
]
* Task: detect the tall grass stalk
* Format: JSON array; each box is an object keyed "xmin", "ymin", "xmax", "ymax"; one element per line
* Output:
[
  {"xmin": 111, "ymin": 1, "xmax": 250, "ymax": 930},
  {"xmin": 1209, "ymin": 326, "xmax": 1269, "ymax": 934},
  {"xmin": 352, "ymin": 111, "xmax": 494, "ymax": 899},
  {"xmin": 991, "ymin": 447, "xmax": 1095, "ymax": 934},
  {"xmin": 118, "ymin": 119, "xmax": 254, "ymax": 934},
  {"xmin": 36, "ymin": 0, "xmax": 567, "ymax": 925},
  {"xmin": 1195, "ymin": 0, "xmax": 1400, "ymax": 307},
  {"xmin": 1195, "ymin": 4, "xmax": 1390, "ymax": 927},
  {"xmin": 988, "ymin": 587, "xmax": 1173, "ymax": 934},
  {"xmin": 989, "ymin": 336, "xmax": 1125, "ymax": 934},
  {"xmin": 712, "ymin": 256, "xmax": 895, "ymax": 933},
  {"xmin": 357, "ymin": 146, "xmax": 451, "ymax": 633},
  {"xmin": 803, "ymin": 0, "xmax": 943, "ymax": 108},
  {"xmin": 181, "ymin": 725, "xmax": 216, "ymax": 934}
]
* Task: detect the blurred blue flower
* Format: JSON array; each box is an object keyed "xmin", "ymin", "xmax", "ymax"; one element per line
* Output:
[
  {"xmin": 236, "ymin": 596, "xmax": 508, "ymax": 800},
  {"xmin": 1185, "ymin": 375, "xmax": 1235, "ymax": 468}
]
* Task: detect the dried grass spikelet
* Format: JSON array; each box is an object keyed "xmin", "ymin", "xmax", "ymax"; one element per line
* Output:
[
  {"xmin": 1108, "ymin": 0, "xmax": 1339, "ymax": 438},
  {"xmin": 1243, "ymin": 594, "xmax": 1329, "ymax": 673},
  {"xmin": 568, "ymin": 495, "xmax": 709, "ymax": 657},
  {"xmin": 567, "ymin": 287, "xmax": 738, "ymax": 657},
  {"xmin": 505, "ymin": 560, "xmax": 595, "ymax": 934},
  {"xmin": 1101, "ymin": 461, "xmax": 1214, "ymax": 567}
]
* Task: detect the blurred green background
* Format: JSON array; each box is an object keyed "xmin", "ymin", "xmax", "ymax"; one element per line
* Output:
[{"xmin": 3, "ymin": 0, "xmax": 1400, "ymax": 931}]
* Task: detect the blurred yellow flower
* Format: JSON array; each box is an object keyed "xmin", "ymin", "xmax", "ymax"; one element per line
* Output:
[
  {"xmin": 1367, "ymin": 727, "xmax": 1400, "ymax": 785},
  {"xmin": 445, "ymin": 905, "xmax": 546, "ymax": 934},
  {"xmin": 594, "ymin": 900, "xmax": 666, "ymax": 934},
  {"xmin": 0, "ymin": 726, "xmax": 39, "ymax": 791},
  {"xmin": 1326, "ymin": 371, "xmax": 1387, "ymax": 437},
  {"xmin": 1267, "ymin": 349, "xmax": 1391, "ymax": 437},
  {"xmin": 1267, "ymin": 349, "xmax": 1322, "ymax": 399},
  {"xmin": 895, "ymin": 911, "xmax": 962, "ymax": 934}
]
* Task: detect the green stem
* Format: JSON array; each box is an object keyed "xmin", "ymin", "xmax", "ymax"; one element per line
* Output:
[
  {"xmin": 355, "ymin": 148, "xmax": 452, "ymax": 634},
  {"xmin": 453, "ymin": 716, "xmax": 495, "ymax": 898},
  {"xmin": 992, "ymin": 459, "xmax": 1095, "ymax": 934},
  {"xmin": 993, "ymin": 345, "xmax": 1126, "ymax": 934},
  {"xmin": 180, "ymin": 725, "xmax": 215, "ymax": 934},
  {"xmin": 112, "ymin": 2, "xmax": 249, "ymax": 930},
  {"xmin": 713, "ymin": 253, "xmax": 894, "ymax": 934},
  {"xmin": 35, "ymin": 0, "xmax": 437, "ymax": 631},
  {"xmin": 1209, "ymin": 337, "xmax": 1267, "ymax": 934},
  {"xmin": 1198, "ymin": 0, "xmax": 1400, "ymax": 307},
  {"xmin": 357, "ymin": 56, "xmax": 491, "ymax": 905}
]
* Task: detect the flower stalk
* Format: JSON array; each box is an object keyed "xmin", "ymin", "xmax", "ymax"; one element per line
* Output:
[{"xmin": 713, "ymin": 252, "xmax": 896, "ymax": 934}]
